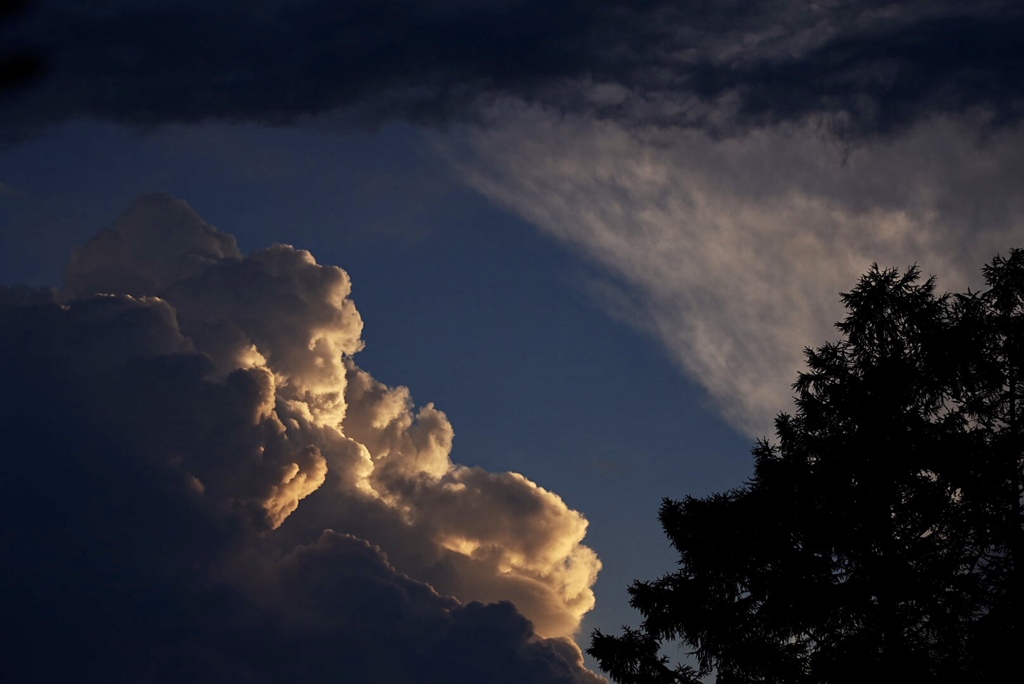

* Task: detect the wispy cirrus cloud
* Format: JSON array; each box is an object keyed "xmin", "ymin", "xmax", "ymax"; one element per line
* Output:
[{"xmin": 448, "ymin": 110, "xmax": 1024, "ymax": 434}]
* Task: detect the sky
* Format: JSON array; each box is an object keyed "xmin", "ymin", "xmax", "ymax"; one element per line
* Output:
[{"xmin": 1, "ymin": 1, "xmax": 1022, "ymax": 682}]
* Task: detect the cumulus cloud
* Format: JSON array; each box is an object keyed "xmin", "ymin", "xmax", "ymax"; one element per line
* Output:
[
  {"xmin": 2, "ymin": 1, "xmax": 1021, "ymax": 139},
  {"xmin": 448, "ymin": 108, "xmax": 1024, "ymax": 434},
  {"xmin": 280, "ymin": 360, "xmax": 601, "ymax": 639},
  {"xmin": 0, "ymin": 193, "xmax": 601, "ymax": 682}
]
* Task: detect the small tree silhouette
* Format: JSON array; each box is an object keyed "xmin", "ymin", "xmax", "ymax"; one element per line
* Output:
[{"xmin": 590, "ymin": 249, "xmax": 1024, "ymax": 683}]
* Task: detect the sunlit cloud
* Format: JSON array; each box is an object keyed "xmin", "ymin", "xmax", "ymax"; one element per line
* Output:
[{"xmin": 1, "ymin": 193, "xmax": 602, "ymax": 682}]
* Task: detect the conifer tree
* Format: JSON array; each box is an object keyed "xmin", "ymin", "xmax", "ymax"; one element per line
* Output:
[{"xmin": 589, "ymin": 249, "xmax": 1024, "ymax": 683}]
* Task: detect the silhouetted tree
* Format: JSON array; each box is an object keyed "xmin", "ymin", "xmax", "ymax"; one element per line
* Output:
[{"xmin": 589, "ymin": 249, "xmax": 1024, "ymax": 683}]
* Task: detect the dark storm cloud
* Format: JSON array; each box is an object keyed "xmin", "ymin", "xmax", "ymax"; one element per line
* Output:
[
  {"xmin": 686, "ymin": 11, "xmax": 1024, "ymax": 137},
  {"xmin": 1, "ymin": 0, "xmax": 609, "ymax": 133},
  {"xmin": 0, "ymin": 0, "xmax": 43, "ymax": 97},
  {"xmin": 2, "ymin": 1, "xmax": 1021, "ymax": 139},
  {"xmin": 0, "ymin": 194, "xmax": 601, "ymax": 682}
]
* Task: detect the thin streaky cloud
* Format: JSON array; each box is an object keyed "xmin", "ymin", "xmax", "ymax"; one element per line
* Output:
[{"xmin": 448, "ymin": 109, "xmax": 1024, "ymax": 434}]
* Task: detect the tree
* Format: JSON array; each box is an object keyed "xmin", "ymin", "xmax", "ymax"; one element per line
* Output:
[{"xmin": 589, "ymin": 249, "xmax": 1024, "ymax": 683}]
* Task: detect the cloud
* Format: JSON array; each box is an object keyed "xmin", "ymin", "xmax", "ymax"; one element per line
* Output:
[
  {"xmin": 0, "ymin": 0, "xmax": 43, "ymax": 98},
  {"xmin": 0, "ymin": 193, "xmax": 601, "ymax": 682},
  {"xmin": 2, "ymin": 1, "xmax": 1021, "ymax": 139},
  {"xmin": 447, "ymin": 108, "xmax": 1024, "ymax": 434}
]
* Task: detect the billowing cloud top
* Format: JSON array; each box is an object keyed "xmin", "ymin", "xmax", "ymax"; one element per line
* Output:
[
  {"xmin": 3, "ymin": 1, "xmax": 1022, "ymax": 139},
  {"xmin": 0, "ymin": 193, "xmax": 602, "ymax": 683}
]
